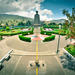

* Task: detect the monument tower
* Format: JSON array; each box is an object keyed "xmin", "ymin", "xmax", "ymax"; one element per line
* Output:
[{"xmin": 34, "ymin": 11, "xmax": 40, "ymax": 26}]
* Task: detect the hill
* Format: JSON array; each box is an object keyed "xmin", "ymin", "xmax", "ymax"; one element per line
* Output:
[
  {"xmin": 51, "ymin": 19, "xmax": 65, "ymax": 24},
  {"xmin": 0, "ymin": 14, "xmax": 33, "ymax": 21}
]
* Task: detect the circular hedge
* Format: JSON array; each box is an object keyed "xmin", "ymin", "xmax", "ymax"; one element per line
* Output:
[{"xmin": 19, "ymin": 35, "xmax": 31, "ymax": 42}]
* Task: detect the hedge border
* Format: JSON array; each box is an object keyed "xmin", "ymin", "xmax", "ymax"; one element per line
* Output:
[
  {"xmin": 0, "ymin": 27, "xmax": 34, "ymax": 36},
  {"xmin": 43, "ymin": 35, "xmax": 55, "ymax": 42},
  {"xmin": 19, "ymin": 35, "xmax": 31, "ymax": 42},
  {"xmin": 40, "ymin": 27, "xmax": 66, "ymax": 36}
]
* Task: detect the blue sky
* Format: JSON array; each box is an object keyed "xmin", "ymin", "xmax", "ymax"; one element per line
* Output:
[
  {"xmin": 0, "ymin": 0, "xmax": 74, "ymax": 20},
  {"xmin": 41, "ymin": 0, "xmax": 75, "ymax": 19}
]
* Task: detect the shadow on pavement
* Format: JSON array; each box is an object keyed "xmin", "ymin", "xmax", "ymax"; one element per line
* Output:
[{"xmin": 60, "ymin": 53, "xmax": 75, "ymax": 71}]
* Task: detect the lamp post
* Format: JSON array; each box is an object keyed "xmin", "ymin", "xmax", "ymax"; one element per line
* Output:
[{"xmin": 56, "ymin": 25, "xmax": 62, "ymax": 54}]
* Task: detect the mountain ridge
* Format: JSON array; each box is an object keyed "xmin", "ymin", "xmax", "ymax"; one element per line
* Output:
[{"xmin": 0, "ymin": 14, "xmax": 65, "ymax": 24}]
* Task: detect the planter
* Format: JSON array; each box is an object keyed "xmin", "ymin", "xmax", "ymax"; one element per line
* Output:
[{"xmin": 63, "ymin": 48, "xmax": 75, "ymax": 60}]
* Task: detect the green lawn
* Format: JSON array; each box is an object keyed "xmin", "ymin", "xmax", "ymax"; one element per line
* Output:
[
  {"xmin": 65, "ymin": 44, "xmax": 75, "ymax": 56},
  {"xmin": 0, "ymin": 27, "xmax": 34, "ymax": 36},
  {"xmin": 40, "ymin": 27, "xmax": 67, "ymax": 35},
  {"xmin": 0, "ymin": 29, "xmax": 22, "ymax": 36}
]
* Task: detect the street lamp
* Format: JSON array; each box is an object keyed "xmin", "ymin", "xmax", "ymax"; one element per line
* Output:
[{"xmin": 56, "ymin": 25, "xmax": 62, "ymax": 54}]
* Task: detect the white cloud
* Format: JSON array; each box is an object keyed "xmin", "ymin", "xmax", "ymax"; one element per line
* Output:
[
  {"xmin": 6, "ymin": 11, "xmax": 35, "ymax": 18},
  {"xmin": 53, "ymin": 16, "xmax": 68, "ymax": 20},
  {"xmin": 0, "ymin": 0, "xmax": 53, "ymax": 21},
  {"xmin": 6, "ymin": 10, "xmax": 53, "ymax": 21}
]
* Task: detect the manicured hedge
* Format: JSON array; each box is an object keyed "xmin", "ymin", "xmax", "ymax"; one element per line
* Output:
[
  {"xmin": 43, "ymin": 35, "xmax": 55, "ymax": 42},
  {"xmin": 19, "ymin": 35, "xmax": 31, "ymax": 42},
  {"xmin": 0, "ymin": 36, "xmax": 3, "ymax": 40},
  {"xmin": 40, "ymin": 27, "xmax": 66, "ymax": 36},
  {"xmin": 43, "ymin": 25, "xmax": 59, "ymax": 29},
  {"xmin": 0, "ymin": 32, "xmax": 22, "ymax": 36},
  {"xmin": 22, "ymin": 32, "xmax": 28, "ymax": 35},
  {"xmin": 40, "ymin": 27, "xmax": 52, "ymax": 35},
  {"xmin": 22, "ymin": 27, "xmax": 34, "ymax": 36},
  {"xmin": 45, "ymin": 32, "xmax": 52, "ymax": 35},
  {"xmin": 0, "ymin": 27, "xmax": 34, "ymax": 36}
]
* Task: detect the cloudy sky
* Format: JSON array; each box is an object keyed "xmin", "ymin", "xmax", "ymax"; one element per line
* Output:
[{"xmin": 0, "ymin": 0, "xmax": 75, "ymax": 21}]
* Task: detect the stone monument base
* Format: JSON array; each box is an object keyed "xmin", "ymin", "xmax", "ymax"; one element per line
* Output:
[{"xmin": 33, "ymin": 24, "xmax": 42, "ymax": 27}]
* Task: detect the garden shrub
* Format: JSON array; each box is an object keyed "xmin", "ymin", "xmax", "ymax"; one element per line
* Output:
[
  {"xmin": 43, "ymin": 35, "xmax": 55, "ymax": 42},
  {"xmin": 21, "ymin": 27, "xmax": 34, "ymax": 35},
  {"xmin": 22, "ymin": 32, "xmax": 28, "ymax": 36},
  {"xmin": 0, "ymin": 36, "xmax": 3, "ymax": 40},
  {"xmin": 19, "ymin": 35, "xmax": 31, "ymax": 42},
  {"xmin": 40, "ymin": 27, "xmax": 66, "ymax": 36},
  {"xmin": 46, "ymin": 32, "xmax": 52, "ymax": 35},
  {"xmin": 65, "ymin": 44, "xmax": 75, "ymax": 56},
  {"xmin": 40, "ymin": 27, "xmax": 52, "ymax": 35},
  {"xmin": 0, "ymin": 31, "xmax": 21, "ymax": 36},
  {"xmin": 40, "ymin": 31, "xmax": 44, "ymax": 34},
  {"xmin": 0, "ymin": 27, "xmax": 34, "ymax": 36},
  {"xmin": 6, "ymin": 26, "xmax": 10, "ymax": 31}
]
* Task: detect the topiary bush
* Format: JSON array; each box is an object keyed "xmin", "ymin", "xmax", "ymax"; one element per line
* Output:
[
  {"xmin": 43, "ymin": 35, "xmax": 55, "ymax": 42},
  {"xmin": 19, "ymin": 35, "xmax": 31, "ymax": 42}
]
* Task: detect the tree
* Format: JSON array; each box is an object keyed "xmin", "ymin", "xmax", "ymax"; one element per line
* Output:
[
  {"xmin": 25, "ymin": 20, "xmax": 32, "ymax": 26},
  {"xmin": 11, "ymin": 24, "xmax": 14, "ymax": 27},
  {"xmin": 41, "ymin": 21, "xmax": 46, "ymax": 26},
  {"xmin": 0, "ymin": 23, "xmax": 2, "ymax": 27},
  {"xmin": 17, "ymin": 22, "xmax": 25, "ymax": 26},
  {"xmin": 63, "ymin": 20, "xmax": 69, "ymax": 31},
  {"xmin": 63, "ymin": 8, "xmax": 75, "ymax": 40},
  {"xmin": 3, "ymin": 25, "xmax": 6, "ymax": 30},
  {"xmin": 6, "ymin": 22, "xmax": 8, "ymax": 26},
  {"xmin": 48, "ymin": 22, "xmax": 56, "ymax": 25},
  {"xmin": 58, "ymin": 23, "xmax": 62, "ymax": 25}
]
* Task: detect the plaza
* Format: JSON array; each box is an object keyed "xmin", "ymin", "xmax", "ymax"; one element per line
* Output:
[
  {"xmin": 0, "ymin": 1, "xmax": 75, "ymax": 75},
  {"xmin": 0, "ymin": 27, "xmax": 75, "ymax": 75}
]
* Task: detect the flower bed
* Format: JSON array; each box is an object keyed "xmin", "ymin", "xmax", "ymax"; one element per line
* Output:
[
  {"xmin": 22, "ymin": 27, "xmax": 34, "ymax": 36},
  {"xmin": 40, "ymin": 27, "xmax": 52, "ymax": 35},
  {"xmin": 64, "ymin": 44, "xmax": 75, "ymax": 57},
  {"xmin": 44, "ymin": 28, "xmax": 53, "ymax": 31}
]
